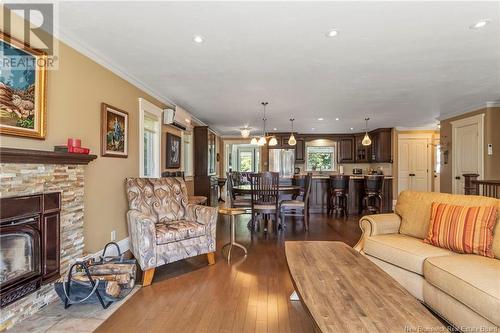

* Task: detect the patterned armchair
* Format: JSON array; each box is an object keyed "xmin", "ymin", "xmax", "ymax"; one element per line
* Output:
[{"xmin": 125, "ymin": 177, "xmax": 218, "ymax": 286}]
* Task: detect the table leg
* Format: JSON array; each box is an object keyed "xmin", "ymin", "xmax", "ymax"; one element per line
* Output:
[
  {"xmin": 290, "ymin": 291, "xmax": 300, "ymax": 301},
  {"xmin": 221, "ymin": 215, "xmax": 247, "ymax": 261}
]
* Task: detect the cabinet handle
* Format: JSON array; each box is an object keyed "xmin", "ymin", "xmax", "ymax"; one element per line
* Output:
[
  {"xmin": 455, "ymin": 176, "xmax": 460, "ymax": 180},
  {"xmin": 409, "ymin": 173, "xmax": 416, "ymax": 177}
]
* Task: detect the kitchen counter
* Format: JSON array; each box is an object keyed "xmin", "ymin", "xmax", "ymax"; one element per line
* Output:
[{"xmin": 292, "ymin": 175, "xmax": 393, "ymax": 214}]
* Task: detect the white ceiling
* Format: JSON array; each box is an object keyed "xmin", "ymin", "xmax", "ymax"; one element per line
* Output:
[{"xmin": 56, "ymin": 1, "xmax": 500, "ymax": 135}]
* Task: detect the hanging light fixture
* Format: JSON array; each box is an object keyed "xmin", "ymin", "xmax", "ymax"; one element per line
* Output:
[
  {"xmin": 362, "ymin": 117, "xmax": 372, "ymax": 146},
  {"xmin": 240, "ymin": 126, "xmax": 251, "ymax": 138},
  {"xmin": 250, "ymin": 137, "xmax": 258, "ymax": 145},
  {"xmin": 288, "ymin": 118, "xmax": 297, "ymax": 146},
  {"xmin": 268, "ymin": 136, "xmax": 278, "ymax": 146},
  {"xmin": 258, "ymin": 102, "xmax": 269, "ymax": 146}
]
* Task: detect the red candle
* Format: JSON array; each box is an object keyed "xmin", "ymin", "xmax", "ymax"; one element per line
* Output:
[{"xmin": 67, "ymin": 138, "xmax": 81, "ymax": 147}]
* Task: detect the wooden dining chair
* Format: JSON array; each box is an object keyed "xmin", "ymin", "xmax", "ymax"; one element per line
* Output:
[
  {"xmin": 280, "ymin": 172, "xmax": 313, "ymax": 230},
  {"xmin": 227, "ymin": 172, "xmax": 251, "ymax": 209},
  {"xmin": 250, "ymin": 172, "xmax": 280, "ymax": 232}
]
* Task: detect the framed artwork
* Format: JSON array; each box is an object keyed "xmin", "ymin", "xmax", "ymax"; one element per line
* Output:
[
  {"xmin": 166, "ymin": 133, "xmax": 181, "ymax": 168},
  {"xmin": 0, "ymin": 32, "xmax": 47, "ymax": 139},
  {"xmin": 101, "ymin": 103, "xmax": 128, "ymax": 158}
]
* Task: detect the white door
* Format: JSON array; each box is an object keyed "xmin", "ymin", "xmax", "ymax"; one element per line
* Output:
[
  {"xmin": 398, "ymin": 140, "xmax": 411, "ymax": 193},
  {"xmin": 398, "ymin": 137, "xmax": 430, "ymax": 194},
  {"xmin": 452, "ymin": 115, "xmax": 484, "ymax": 194}
]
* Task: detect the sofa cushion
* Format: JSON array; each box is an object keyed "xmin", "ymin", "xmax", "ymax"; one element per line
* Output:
[
  {"xmin": 155, "ymin": 220, "xmax": 206, "ymax": 244},
  {"xmin": 424, "ymin": 254, "xmax": 500, "ymax": 326},
  {"xmin": 364, "ymin": 234, "xmax": 456, "ymax": 275},
  {"xmin": 395, "ymin": 191, "xmax": 498, "ymax": 239},
  {"xmin": 424, "ymin": 203, "xmax": 497, "ymax": 258}
]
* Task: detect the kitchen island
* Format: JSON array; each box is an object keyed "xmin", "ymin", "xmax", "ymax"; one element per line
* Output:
[{"xmin": 292, "ymin": 175, "xmax": 393, "ymax": 215}]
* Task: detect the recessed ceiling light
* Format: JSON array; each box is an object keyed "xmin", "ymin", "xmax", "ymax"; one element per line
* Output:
[
  {"xmin": 273, "ymin": 128, "xmax": 277, "ymax": 131},
  {"xmin": 470, "ymin": 19, "xmax": 491, "ymax": 30},
  {"xmin": 350, "ymin": 127, "xmax": 354, "ymax": 131},
  {"xmin": 193, "ymin": 35, "xmax": 204, "ymax": 43},
  {"xmin": 326, "ymin": 29, "xmax": 339, "ymax": 37},
  {"xmin": 335, "ymin": 117, "xmax": 340, "ymax": 121},
  {"xmin": 311, "ymin": 128, "xmax": 315, "ymax": 131},
  {"xmin": 318, "ymin": 118, "xmax": 324, "ymax": 121}
]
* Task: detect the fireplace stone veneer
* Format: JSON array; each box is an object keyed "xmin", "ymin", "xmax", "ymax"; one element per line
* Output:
[{"xmin": 0, "ymin": 162, "xmax": 88, "ymax": 330}]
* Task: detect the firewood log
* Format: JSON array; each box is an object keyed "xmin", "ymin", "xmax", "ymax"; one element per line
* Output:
[
  {"xmin": 88, "ymin": 264, "xmax": 135, "ymax": 276},
  {"xmin": 105, "ymin": 281, "xmax": 122, "ymax": 298},
  {"xmin": 72, "ymin": 273, "xmax": 130, "ymax": 284}
]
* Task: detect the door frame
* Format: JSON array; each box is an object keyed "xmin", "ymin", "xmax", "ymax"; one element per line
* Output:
[
  {"xmin": 451, "ymin": 114, "xmax": 484, "ymax": 194},
  {"xmin": 397, "ymin": 133, "xmax": 433, "ymax": 194}
]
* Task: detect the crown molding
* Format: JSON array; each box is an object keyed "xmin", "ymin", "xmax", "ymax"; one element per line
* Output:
[
  {"xmin": 56, "ymin": 28, "xmax": 177, "ymax": 109},
  {"xmin": 436, "ymin": 102, "xmax": 489, "ymax": 121},
  {"xmin": 486, "ymin": 101, "xmax": 500, "ymax": 108}
]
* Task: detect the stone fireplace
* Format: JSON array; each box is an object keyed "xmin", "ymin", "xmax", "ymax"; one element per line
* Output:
[{"xmin": 0, "ymin": 148, "xmax": 96, "ymax": 330}]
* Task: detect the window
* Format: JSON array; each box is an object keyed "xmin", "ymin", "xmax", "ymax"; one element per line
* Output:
[
  {"xmin": 306, "ymin": 146, "xmax": 335, "ymax": 171},
  {"xmin": 183, "ymin": 131, "xmax": 193, "ymax": 177},
  {"xmin": 139, "ymin": 98, "xmax": 162, "ymax": 178},
  {"xmin": 234, "ymin": 146, "xmax": 260, "ymax": 172}
]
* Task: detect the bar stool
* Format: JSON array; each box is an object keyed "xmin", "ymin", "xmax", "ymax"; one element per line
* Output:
[
  {"xmin": 328, "ymin": 175, "xmax": 350, "ymax": 217},
  {"xmin": 362, "ymin": 175, "xmax": 385, "ymax": 214}
]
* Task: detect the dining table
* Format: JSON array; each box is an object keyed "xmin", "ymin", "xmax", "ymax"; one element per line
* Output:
[{"xmin": 232, "ymin": 184, "xmax": 301, "ymax": 197}]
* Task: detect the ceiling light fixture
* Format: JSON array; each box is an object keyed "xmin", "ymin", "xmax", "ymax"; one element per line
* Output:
[
  {"xmin": 470, "ymin": 19, "xmax": 491, "ymax": 30},
  {"xmin": 193, "ymin": 35, "xmax": 204, "ymax": 43},
  {"xmin": 326, "ymin": 29, "xmax": 339, "ymax": 37},
  {"xmin": 288, "ymin": 118, "xmax": 297, "ymax": 146},
  {"xmin": 252, "ymin": 102, "xmax": 278, "ymax": 146},
  {"xmin": 362, "ymin": 118, "xmax": 372, "ymax": 146},
  {"xmin": 273, "ymin": 128, "xmax": 277, "ymax": 131},
  {"xmin": 335, "ymin": 117, "xmax": 340, "ymax": 121},
  {"xmin": 250, "ymin": 137, "xmax": 258, "ymax": 145},
  {"xmin": 350, "ymin": 127, "xmax": 354, "ymax": 131},
  {"xmin": 318, "ymin": 118, "xmax": 324, "ymax": 121},
  {"xmin": 240, "ymin": 127, "xmax": 251, "ymax": 138}
]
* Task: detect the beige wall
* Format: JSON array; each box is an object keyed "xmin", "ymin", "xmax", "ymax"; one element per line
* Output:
[
  {"xmin": 1, "ymin": 11, "xmax": 168, "ymax": 252},
  {"xmin": 439, "ymin": 106, "xmax": 500, "ymax": 193}
]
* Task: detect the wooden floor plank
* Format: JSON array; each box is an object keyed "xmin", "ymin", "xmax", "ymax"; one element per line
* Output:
[{"xmin": 94, "ymin": 214, "xmax": 362, "ymax": 333}]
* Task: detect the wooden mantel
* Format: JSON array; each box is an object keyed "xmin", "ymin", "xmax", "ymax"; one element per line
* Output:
[{"xmin": 0, "ymin": 147, "xmax": 98, "ymax": 165}]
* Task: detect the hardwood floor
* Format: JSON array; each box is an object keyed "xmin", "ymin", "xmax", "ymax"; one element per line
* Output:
[{"xmin": 94, "ymin": 214, "xmax": 362, "ymax": 333}]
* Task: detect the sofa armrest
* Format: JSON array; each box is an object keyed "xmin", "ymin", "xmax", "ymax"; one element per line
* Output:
[
  {"xmin": 185, "ymin": 204, "xmax": 218, "ymax": 240},
  {"xmin": 353, "ymin": 213, "xmax": 401, "ymax": 252},
  {"xmin": 127, "ymin": 210, "xmax": 157, "ymax": 271}
]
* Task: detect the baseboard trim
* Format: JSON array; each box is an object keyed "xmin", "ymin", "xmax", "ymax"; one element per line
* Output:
[{"xmin": 76, "ymin": 237, "xmax": 130, "ymax": 262}]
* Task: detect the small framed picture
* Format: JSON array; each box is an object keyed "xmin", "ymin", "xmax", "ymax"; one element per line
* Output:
[
  {"xmin": 101, "ymin": 103, "xmax": 128, "ymax": 158},
  {"xmin": 166, "ymin": 133, "xmax": 181, "ymax": 168}
]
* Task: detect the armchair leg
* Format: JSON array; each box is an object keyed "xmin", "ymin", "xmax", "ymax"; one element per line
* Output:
[
  {"xmin": 143, "ymin": 268, "xmax": 155, "ymax": 287},
  {"xmin": 207, "ymin": 252, "xmax": 216, "ymax": 265}
]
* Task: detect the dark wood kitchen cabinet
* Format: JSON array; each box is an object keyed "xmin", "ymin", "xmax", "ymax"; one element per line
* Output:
[
  {"xmin": 337, "ymin": 137, "xmax": 355, "ymax": 163},
  {"xmin": 294, "ymin": 138, "xmax": 305, "ymax": 163},
  {"xmin": 370, "ymin": 128, "xmax": 393, "ymax": 163},
  {"xmin": 355, "ymin": 134, "xmax": 371, "ymax": 163}
]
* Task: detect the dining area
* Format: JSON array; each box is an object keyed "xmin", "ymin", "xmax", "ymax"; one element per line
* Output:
[{"xmin": 225, "ymin": 171, "xmax": 313, "ymax": 232}]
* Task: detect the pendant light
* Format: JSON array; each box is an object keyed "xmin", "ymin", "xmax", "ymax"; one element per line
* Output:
[
  {"xmin": 257, "ymin": 102, "xmax": 269, "ymax": 146},
  {"xmin": 250, "ymin": 137, "xmax": 258, "ymax": 145},
  {"xmin": 288, "ymin": 118, "xmax": 297, "ymax": 146},
  {"xmin": 268, "ymin": 136, "xmax": 278, "ymax": 146},
  {"xmin": 362, "ymin": 117, "xmax": 372, "ymax": 146}
]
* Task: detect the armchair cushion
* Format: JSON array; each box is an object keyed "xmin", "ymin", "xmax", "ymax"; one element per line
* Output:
[
  {"xmin": 151, "ymin": 178, "xmax": 188, "ymax": 223},
  {"xmin": 156, "ymin": 220, "xmax": 207, "ymax": 245}
]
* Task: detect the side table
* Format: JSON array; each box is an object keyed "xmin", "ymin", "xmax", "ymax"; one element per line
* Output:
[{"xmin": 218, "ymin": 207, "xmax": 247, "ymax": 261}]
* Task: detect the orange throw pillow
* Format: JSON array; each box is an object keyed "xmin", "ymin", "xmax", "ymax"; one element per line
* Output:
[{"xmin": 424, "ymin": 202, "xmax": 498, "ymax": 258}]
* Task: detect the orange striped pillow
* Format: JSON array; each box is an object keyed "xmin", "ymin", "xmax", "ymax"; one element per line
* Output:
[{"xmin": 424, "ymin": 202, "xmax": 498, "ymax": 258}]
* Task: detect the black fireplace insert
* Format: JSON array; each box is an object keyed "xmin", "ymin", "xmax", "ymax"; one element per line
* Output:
[{"xmin": 0, "ymin": 193, "xmax": 61, "ymax": 307}]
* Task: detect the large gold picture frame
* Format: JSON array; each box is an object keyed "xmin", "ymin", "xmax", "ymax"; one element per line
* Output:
[{"xmin": 0, "ymin": 32, "xmax": 47, "ymax": 139}]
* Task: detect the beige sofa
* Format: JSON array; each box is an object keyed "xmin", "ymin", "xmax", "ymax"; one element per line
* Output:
[{"xmin": 355, "ymin": 191, "xmax": 500, "ymax": 331}]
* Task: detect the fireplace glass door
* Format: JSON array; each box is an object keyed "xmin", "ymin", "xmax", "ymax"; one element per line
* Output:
[{"xmin": 0, "ymin": 233, "xmax": 40, "ymax": 288}]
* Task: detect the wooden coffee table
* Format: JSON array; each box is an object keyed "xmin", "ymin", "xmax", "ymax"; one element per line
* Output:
[{"xmin": 285, "ymin": 241, "xmax": 444, "ymax": 333}]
